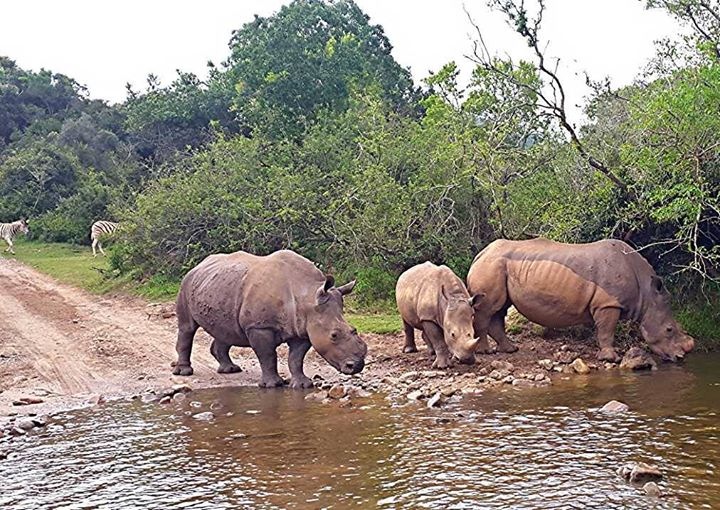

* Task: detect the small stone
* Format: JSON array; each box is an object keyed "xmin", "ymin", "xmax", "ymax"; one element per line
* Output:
[
  {"xmin": 31, "ymin": 416, "xmax": 47, "ymax": 427},
  {"xmin": 489, "ymin": 369, "xmax": 510, "ymax": 380},
  {"xmin": 512, "ymin": 378, "xmax": 534, "ymax": 388},
  {"xmin": 172, "ymin": 392, "xmax": 187, "ymax": 403},
  {"xmin": 16, "ymin": 418, "xmax": 36, "ymax": 431},
  {"xmin": 172, "ymin": 383, "xmax": 193, "ymax": 394},
  {"xmin": 643, "ymin": 481, "xmax": 662, "ymax": 497},
  {"xmin": 328, "ymin": 384, "xmax": 347, "ymax": 399},
  {"xmin": 620, "ymin": 347, "xmax": 657, "ymax": 371},
  {"xmin": 630, "ymin": 463, "xmax": 662, "ymax": 484},
  {"xmin": 398, "ymin": 371, "xmax": 419, "ymax": 383},
  {"xmin": 617, "ymin": 464, "xmax": 633, "ymax": 480},
  {"xmin": 12, "ymin": 396, "xmax": 44, "ymax": 406},
  {"xmin": 478, "ymin": 365, "xmax": 492, "ymax": 376},
  {"xmin": 555, "ymin": 351, "xmax": 577, "ymax": 364},
  {"xmin": 502, "ymin": 375, "xmax": 515, "ymax": 384},
  {"xmin": 189, "ymin": 401, "xmax": 202, "ymax": 408},
  {"xmin": 600, "ymin": 400, "xmax": 629, "ymax": 413},
  {"xmin": 427, "ymin": 392, "xmax": 442, "ymax": 408},
  {"xmin": 305, "ymin": 390, "xmax": 329, "ymax": 402},
  {"xmin": 192, "ymin": 412, "xmax": 215, "ymax": 421},
  {"xmin": 158, "ymin": 396, "xmax": 172, "ymax": 405},
  {"xmin": 406, "ymin": 390, "xmax": 425, "ymax": 401},
  {"xmin": 440, "ymin": 386, "xmax": 457, "ymax": 397},
  {"xmin": 571, "ymin": 358, "xmax": 590, "ymax": 375},
  {"xmin": 9, "ymin": 427, "xmax": 26, "ymax": 436},
  {"xmin": 338, "ymin": 397, "xmax": 353, "ymax": 408},
  {"xmin": 552, "ymin": 365, "xmax": 564, "ymax": 372},
  {"xmin": 534, "ymin": 373, "xmax": 546, "ymax": 382},
  {"xmin": 346, "ymin": 386, "xmax": 371, "ymax": 398},
  {"xmin": 490, "ymin": 360, "xmax": 514, "ymax": 372},
  {"xmin": 538, "ymin": 359, "xmax": 554, "ymax": 370}
]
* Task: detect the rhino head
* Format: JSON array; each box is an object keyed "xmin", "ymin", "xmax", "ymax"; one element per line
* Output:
[
  {"xmin": 640, "ymin": 276, "xmax": 695, "ymax": 362},
  {"xmin": 306, "ymin": 275, "xmax": 367, "ymax": 375},
  {"xmin": 442, "ymin": 287, "xmax": 484, "ymax": 364}
]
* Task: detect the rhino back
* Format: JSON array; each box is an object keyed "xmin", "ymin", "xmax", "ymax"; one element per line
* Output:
[
  {"xmin": 396, "ymin": 262, "xmax": 468, "ymax": 327},
  {"xmin": 181, "ymin": 250, "xmax": 324, "ymax": 341}
]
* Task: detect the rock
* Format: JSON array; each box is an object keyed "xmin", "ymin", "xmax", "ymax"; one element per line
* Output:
[
  {"xmin": 630, "ymin": 463, "xmax": 662, "ymax": 484},
  {"xmin": 620, "ymin": 347, "xmax": 657, "ymax": 371},
  {"xmin": 427, "ymin": 392, "xmax": 442, "ymax": 408},
  {"xmin": 600, "ymin": 400, "xmax": 629, "ymax": 413},
  {"xmin": 489, "ymin": 369, "xmax": 510, "ymax": 380},
  {"xmin": 328, "ymin": 384, "xmax": 347, "ymax": 399},
  {"xmin": 512, "ymin": 378, "xmax": 534, "ymax": 388},
  {"xmin": 15, "ymin": 418, "xmax": 36, "ymax": 431},
  {"xmin": 31, "ymin": 416, "xmax": 47, "ymax": 427},
  {"xmin": 478, "ymin": 365, "xmax": 492, "ymax": 376},
  {"xmin": 338, "ymin": 397, "xmax": 353, "ymax": 408},
  {"xmin": 189, "ymin": 401, "xmax": 202, "ymax": 408},
  {"xmin": 554, "ymin": 351, "xmax": 578, "ymax": 364},
  {"xmin": 398, "ymin": 371, "xmax": 420, "ymax": 383},
  {"xmin": 346, "ymin": 386, "xmax": 371, "ymax": 399},
  {"xmin": 12, "ymin": 396, "xmax": 44, "ymax": 406},
  {"xmin": 305, "ymin": 390, "xmax": 329, "ymax": 402},
  {"xmin": 571, "ymin": 358, "xmax": 590, "ymax": 375},
  {"xmin": 172, "ymin": 383, "xmax": 193, "ymax": 394},
  {"xmin": 534, "ymin": 373, "xmax": 547, "ymax": 382},
  {"xmin": 406, "ymin": 390, "xmax": 425, "ymax": 401},
  {"xmin": 440, "ymin": 386, "xmax": 457, "ymax": 397},
  {"xmin": 643, "ymin": 481, "xmax": 662, "ymax": 497},
  {"xmin": 140, "ymin": 393, "xmax": 158, "ymax": 404},
  {"xmin": 192, "ymin": 412, "xmax": 215, "ymax": 421},
  {"xmin": 172, "ymin": 392, "xmax": 187, "ymax": 403},
  {"xmin": 502, "ymin": 375, "xmax": 515, "ymax": 384},
  {"xmin": 490, "ymin": 360, "xmax": 515, "ymax": 372},
  {"xmin": 158, "ymin": 396, "xmax": 172, "ymax": 405},
  {"xmin": 9, "ymin": 427, "xmax": 26, "ymax": 436}
]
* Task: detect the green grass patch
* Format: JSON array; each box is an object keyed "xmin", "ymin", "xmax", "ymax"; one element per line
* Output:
[
  {"xmin": 676, "ymin": 300, "xmax": 720, "ymax": 351},
  {"xmin": 346, "ymin": 312, "xmax": 402, "ymax": 335}
]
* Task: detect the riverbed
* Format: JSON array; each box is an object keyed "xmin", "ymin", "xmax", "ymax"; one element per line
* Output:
[{"xmin": 1, "ymin": 354, "xmax": 718, "ymax": 509}]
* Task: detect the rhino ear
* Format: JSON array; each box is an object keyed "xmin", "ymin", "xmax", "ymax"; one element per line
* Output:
[
  {"xmin": 323, "ymin": 274, "xmax": 335, "ymax": 292},
  {"xmin": 469, "ymin": 293, "xmax": 485, "ymax": 309},
  {"xmin": 651, "ymin": 275, "xmax": 664, "ymax": 292},
  {"xmin": 336, "ymin": 279, "xmax": 356, "ymax": 296},
  {"xmin": 316, "ymin": 275, "xmax": 335, "ymax": 304}
]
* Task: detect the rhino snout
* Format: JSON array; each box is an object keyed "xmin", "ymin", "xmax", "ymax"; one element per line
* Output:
[{"xmin": 342, "ymin": 358, "xmax": 365, "ymax": 375}]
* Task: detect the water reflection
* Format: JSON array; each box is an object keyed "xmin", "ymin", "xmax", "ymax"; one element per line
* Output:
[{"xmin": 1, "ymin": 355, "xmax": 718, "ymax": 509}]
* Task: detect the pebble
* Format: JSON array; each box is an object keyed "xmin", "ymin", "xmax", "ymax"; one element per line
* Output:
[
  {"xmin": 305, "ymin": 390, "xmax": 329, "ymax": 402},
  {"xmin": 490, "ymin": 360, "xmax": 514, "ymax": 372},
  {"xmin": 192, "ymin": 412, "xmax": 215, "ymax": 421},
  {"xmin": 571, "ymin": 358, "xmax": 590, "ymax": 375},
  {"xmin": 328, "ymin": 384, "xmax": 347, "ymax": 399},
  {"xmin": 600, "ymin": 400, "xmax": 629, "ymax": 413},
  {"xmin": 427, "ymin": 392, "xmax": 442, "ymax": 408},
  {"xmin": 15, "ymin": 418, "xmax": 36, "ymax": 431},
  {"xmin": 643, "ymin": 481, "xmax": 662, "ymax": 497},
  {"xmin": 158, "ymin": 396, "xmax": 172, "ymax": 405},
  {"xmin": 537, "ymin": 359, "xmax": 554, "ymax": 370}
]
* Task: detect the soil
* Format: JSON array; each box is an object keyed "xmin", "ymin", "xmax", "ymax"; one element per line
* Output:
[{"xmin": 0, "ymin": 258, "xmax": 640, "ymax": 419}]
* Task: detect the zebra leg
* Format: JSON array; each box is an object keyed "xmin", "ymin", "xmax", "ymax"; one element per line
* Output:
[
  {"xmin": 92, "ymin": 239, "xmax": 98, "ymax": 257},
  {"xmin": 98, "ymin": 241, "xmax": 106, "ymax": 256},
  {"xmin": 5, "ymin": 238, "xmax": 14, "ymax": 254}
]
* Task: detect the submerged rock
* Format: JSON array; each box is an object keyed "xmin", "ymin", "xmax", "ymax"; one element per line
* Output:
[
  {"xmin": 643, "ymin": 481, "xmax": 662, "ymax": 497},
  {"xmin": 427, "ymin": 392, "xmax": 442, "ymax": 408},
  {"xmin": 192, "ymin": 412, "xmax": 215, "ymax": 421},
  {"xmin": 630, "ymin": 463, "xmax": 663, "ymax": 484},
  {"xmin": 328, "ymin": 384, "xmax": 347, "ymax": 399},
  {"xmin": 620, "ymin": 347, "xmax": 657, "ymax": 371},
  {"xmin": 305, "ymin": 390, "xmax": 329, "ymax": 402},
  {"xmin": 600, "ymin": 400, "xmax": 629, "ymax": 413}
]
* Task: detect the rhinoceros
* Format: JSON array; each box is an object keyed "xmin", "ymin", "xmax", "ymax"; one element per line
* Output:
[
  {"xmin": 172, "ymin": 250, "xmax": 367, "ymax": 388},
  {"xmin": 466, "ymin": 238, "xmax": 695, "ymax": 362},
  {"xmin": 396, "ymin": 262, "xmax": 483, "ymax": 367}
]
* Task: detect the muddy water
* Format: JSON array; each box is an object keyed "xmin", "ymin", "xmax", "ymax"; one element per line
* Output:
[{"xmin": 2, "ymin": 355, "xmax": 719, "ymax": 510}]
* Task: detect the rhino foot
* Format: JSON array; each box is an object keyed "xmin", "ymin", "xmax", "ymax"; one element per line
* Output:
[
  {"xmin": 289, "ymin": 376, "xmax": 314, "ymax": 389},
  {"xmin": 172, "ymin": 365, "xmax": 194, "ymax": 376},
  {"xmin": 217, "ymin": 363, "xmax": 242, "ymax": 374},
  {"xmin": 403, "ymin": 345, "xmax": 418, "ymax": 353},
  {"xmin": 597, "ymin": 347, "xmax": 621, "ymax": 363},
  {"xmin": 258, "ymin": 376, "xmax": 286, "ymax": 388},
  {"xmin": 496, "ymin": 341, "xmax": 519, "ymax": 353},
  {"xmin": 432, "ymin": 356, "xmax": 453, "ymax": 369}
]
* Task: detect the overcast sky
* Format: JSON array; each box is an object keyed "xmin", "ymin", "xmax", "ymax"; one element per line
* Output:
[{"xmin": 1, "ymin": 0, "xmax": 680, "ymax": 121}]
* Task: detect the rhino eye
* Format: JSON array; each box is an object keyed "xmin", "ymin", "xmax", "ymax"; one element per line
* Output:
[{"xmin": 331, "ymin": 331, "xmax": 339, "ymax": 341}]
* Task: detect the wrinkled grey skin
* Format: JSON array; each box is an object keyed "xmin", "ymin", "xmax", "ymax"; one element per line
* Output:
[
  {"xmin": 173, "ymin": 250, "xmax": 367, "ymax": 388},
  {"xmin": 467, "ymin": 238, "xmax": 695, "ymax": 363},
  {"xmin": 396, "ymin": 262, "xmax": 483, "ymax": 367}
]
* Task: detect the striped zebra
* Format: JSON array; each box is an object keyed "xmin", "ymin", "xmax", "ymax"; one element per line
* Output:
[
  {"xmin": 1, "ymin": 218, "xmax": 29, "ymax": 254},
  {"xmin": 90, "ymin": 220, "xmax": 119, "ymax": 257}
]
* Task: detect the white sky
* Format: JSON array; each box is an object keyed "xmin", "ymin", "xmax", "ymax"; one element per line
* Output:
[{"xmin": 1, "ymin": 0, "xmax": 680, "ymax": 122}]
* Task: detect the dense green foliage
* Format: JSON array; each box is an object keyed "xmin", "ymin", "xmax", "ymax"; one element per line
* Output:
[{"xmin": 1, "ymin": 0, "xmax": 718, "ymax": 331}]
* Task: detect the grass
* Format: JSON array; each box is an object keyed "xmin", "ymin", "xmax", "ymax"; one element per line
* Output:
[{"xmin": 346, "ymin": 312, "xmax": 402, "ymax": 335}]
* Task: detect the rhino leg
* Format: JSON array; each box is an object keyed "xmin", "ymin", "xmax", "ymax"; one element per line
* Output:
[
  {"xmin": 287, "ymin": 338, "xmax": 313, "ymax": 389},
  {"xmin": 210, "ymin": 339, "xmax": 242, "ymax": 374},
  {"xmin": 594, "ymin": 307, "xmax": 622, "ymax": 362},
  {"xmin": 421, "ymin": 321, "xmax": 452, "ymax": 369},
  {"xmin": 173, "ymin": 317, "xmax": 198, "ymax": 376},
  {"xmin": 402, "ymin": 320, "xmax": 418, "ymax": 353},
  {"xmin": 248, "ymin": 328, "xmax": 285, "ymax": 388},
  {"xmin": 472, "ymin": 313, "xmax": 494, "ymax": 356},
  {"xmin": 421, "ymin": 331, "xmax": 436, "ymax": 358},
  {"xmin": 489, "ymin": 313, "xmax": 518, "ymax": 353}
]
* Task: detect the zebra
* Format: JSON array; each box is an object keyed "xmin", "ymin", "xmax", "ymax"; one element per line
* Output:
[
  {"xmin": 1, "ymin": 218, "xmax": 29, "ymax": 254},
  {"xmin": 90, "ymin": 220, "xmax": 119, "ymax": 257}
]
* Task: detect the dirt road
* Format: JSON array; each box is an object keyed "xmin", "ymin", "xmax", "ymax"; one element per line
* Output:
[{"xmin": 0, "ymin": 258, "xmax": 348, "ymax": 416}]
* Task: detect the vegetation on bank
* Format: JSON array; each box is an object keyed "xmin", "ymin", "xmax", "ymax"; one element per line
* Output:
[{"xmin": 1, "ymin": 1, "xmax": 718, "ymax": 343}]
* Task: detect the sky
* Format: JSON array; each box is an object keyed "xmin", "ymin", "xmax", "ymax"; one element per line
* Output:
[{"xmin": 0, "ymin": 0, "xmax": 681, "ymax": 122}]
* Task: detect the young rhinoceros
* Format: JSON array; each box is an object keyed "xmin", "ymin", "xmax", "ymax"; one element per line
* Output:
[
  {"xmin": 396, "ymin": 262, "xmax": 484, "ymax": 368},
  {"xmin": 467, "ymin": 238, "xmax": 695, "ymax": 362},
  {"xmin": 173, "ymin": 250, "xmax": 367, "ymax": 388}
]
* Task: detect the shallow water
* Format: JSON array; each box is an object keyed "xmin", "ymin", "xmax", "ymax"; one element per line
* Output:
[{"xmin": 1, "ymin": 354, "xmax": 719, "ymax": 510}]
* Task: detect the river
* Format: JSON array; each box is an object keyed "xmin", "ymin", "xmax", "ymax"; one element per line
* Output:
[{"xmin": 1, "ymin": 354, "xmax": 718, "ymax": 509}]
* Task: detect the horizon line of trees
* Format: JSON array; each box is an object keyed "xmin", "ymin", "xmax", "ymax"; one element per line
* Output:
[{"xmin": 1, "ymin": 0, "xmax": 718, "ymax": 305}]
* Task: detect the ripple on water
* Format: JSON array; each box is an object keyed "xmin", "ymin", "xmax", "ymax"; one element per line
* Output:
[{"xmin": 1, "ymin": 354, "xmax": 719, "ymax": 509}]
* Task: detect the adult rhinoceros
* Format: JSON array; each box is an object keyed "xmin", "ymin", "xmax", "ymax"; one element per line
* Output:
[
  {"xmin": 466, "ymin": 238, "xmax": 695, "ymax": 362},
  {"xmin": 172, "ymin": 250, "xmax": 367, "ymax": 388}
]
